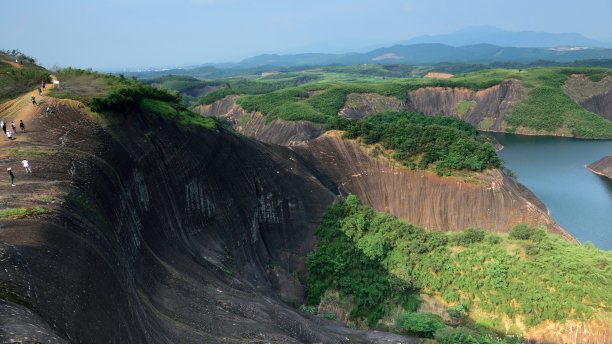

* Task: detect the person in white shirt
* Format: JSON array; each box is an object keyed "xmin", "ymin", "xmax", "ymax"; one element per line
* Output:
[{"xmin": 22, "ymin": 160, "xmax": 32, "ymax": 174}]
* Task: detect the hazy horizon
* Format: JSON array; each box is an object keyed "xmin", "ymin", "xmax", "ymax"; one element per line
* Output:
[{"xmin": 2, "ymin": 0, "xmax": 612, "ymax": 70}]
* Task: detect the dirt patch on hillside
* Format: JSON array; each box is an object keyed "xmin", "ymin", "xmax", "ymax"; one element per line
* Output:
[{"xmin": 424, "ymin": 72, "xmax": 454, "ymax": 79}]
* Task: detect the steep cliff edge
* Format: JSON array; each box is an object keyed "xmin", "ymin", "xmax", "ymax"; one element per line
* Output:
[
  {"xmin": 0, "ymin": 95, "xmax": 419, "ymax": 343},
  {"xmin": 336, "ymin": 79, "xmax": 526, "ymax": 131},
  {"xmin": 195, "ymin": 95, "xmax": 324, "ymax": 146},
  {"xmin": 564, "ymin": 74, "xmax": 612, "ymax": 121},
  {"xmin": 294, "ymin": 133, "xmax": 570, "ymax": 238},
  {"xmin": 406, "ymin": 79, "xmax": 526, "ymax": 131},
  {"xmin": 587, "ymin": 155, "xmax": 612, "ymax": 179},
  {"xmin": 197, "ymin": 96, "xmax": 570, "ymax": 238}
]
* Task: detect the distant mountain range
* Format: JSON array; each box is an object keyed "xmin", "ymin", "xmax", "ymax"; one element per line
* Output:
[
  {"xmin": 123, "ymin": 27, "xmax": 612, "ymax": 76},
  {"xmin": 235, "ymin": 43, "xmax": 612, "ymax": 68},
  {"xmin": 396, "ymin": 26, "xmax": 612, "ymax": 48}
]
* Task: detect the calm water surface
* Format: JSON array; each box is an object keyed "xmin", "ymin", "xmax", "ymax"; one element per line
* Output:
[{"xmin": 490, "ymin": 133, "xmax": 612, "ymax": 250}]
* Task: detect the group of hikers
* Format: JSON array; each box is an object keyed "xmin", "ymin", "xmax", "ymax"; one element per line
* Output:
[
  {"xmin": 31, "ymin": 80, "xmax": 53, "ymax": 114},
  {"xmin": 4, "ymin": 117, "xmax": 31, "ymax": 186},
  {"xmin": 31, "ymin": 80, "xmax": 44, "ymax": 105},
  {"xmin": 4, "ymin": 81, "xmax": 42, "ymax": 186}
]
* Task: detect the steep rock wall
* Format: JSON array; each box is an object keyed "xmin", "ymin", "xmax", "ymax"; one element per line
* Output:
[
  {"xmin": 578, "ymin": 90, "xmax": 612, "ymax": 121},
  {"xmin": 194, "ymin": 95, "xmax": 324, "ymax": 146},
  {"xmin": 338, "ymin": 93, "xmax": 409, "ymax": 119},
  {"xmin": 406, "ymin": 79, "xmax": 526, "ymax": 131},
  {"xmin": 587, "ymin": 155, "xmax": 612, "ymax": 179},
  {"xmin": 195, "ymin": 96, "xmax": 568, "ymax": 238},
  {"xmin": 294, "ymin": 134, "xmax": 571, "ymax": 238},
  {"xmin": 564, "ymin": 74, "xmax": 612, "ymax": 121},
  {"xmin": 335, "ymin": 80, "xmax": 526, "ymax": 131},
  {"xmin": 0, "ymin": 99, "xmax": 418, "ymax": 343}
]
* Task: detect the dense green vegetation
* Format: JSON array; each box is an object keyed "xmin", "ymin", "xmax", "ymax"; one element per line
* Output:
[
  {"xmin": 0, "ymin": 50, "xmax": 50, "ymax": 101},
  {"xmin": 0, "ymin": 207, "xmax": 48, "ymax": 218},
  {"xmin": 330, "ymin": 112, "xmax": 502, "ymax": 173},
  {"xmin": 199, "ymin": 76, "xmax": 318, "ymax": 105},
  {"xmin": 231, "ymin": 67, "xmax": 612, "ymax": 138},
  {"xmin": 236, "ymin": 73, "xmax": 506, "ymax": 123},
  {"xmin": 307, "ymin": 195, "xmax": 612, "ymax": 338},
  {"xmin": 50, "ymin": 69, "xmax": 216, "ymax": 130}
]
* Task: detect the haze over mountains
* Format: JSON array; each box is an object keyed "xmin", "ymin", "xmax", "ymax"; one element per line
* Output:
[
  {"xmin": 125, "ymin": 26, "xmax": 612, "ymax": 73},
  {"xmin": 396, "ymin": 26, "xmax": 612, "ymax": 48}
]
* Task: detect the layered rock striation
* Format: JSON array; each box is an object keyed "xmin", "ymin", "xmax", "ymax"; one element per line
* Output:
[{"xmin": 0, "ymin": 98, "xmax": 418, "ymax": 343}]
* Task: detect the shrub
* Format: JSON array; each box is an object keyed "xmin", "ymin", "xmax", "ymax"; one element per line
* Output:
[
  {"xmin": 509, "ymin": 224, "xmax": 547, "ymax": 241},
  {"xmin": 453, "ymin": 228, "xmax": 486, "ymax": 245},
  {"xmin": 448, "ymin": 304, "xmax": 468, "ymax": 320},
  {"xmin": 395, "ymin": 312, "xmax": 445, "ymax": 338}
]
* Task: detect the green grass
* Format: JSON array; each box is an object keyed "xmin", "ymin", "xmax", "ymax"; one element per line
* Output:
[
  {"xmin": 38, "ymin": 195, "xmax": 59, "ymax": 203},
  {"xmin": 140, "ymin": 98, "xmax": 216, "ymax": 129},
  {"xmin": 479, "ymin": 117, "xmax": 494, "ymax": 130},
  {"xmin": 47, "ymin": 69, "xmax": 217, "ymax": 130},
  {"xmin": 0, "ymin": 51, "xmax": 50, "ymax": 101},
  {"xmin": 229, "ymin": 67, "xmax": 612, "ymax": 138},
  {"xmin": 456, "ymin": 100, "xmax": 476, "ymax": 118},
  {"xmin": 0, "ymin": 207, "xmax": 48, "ymax": 218},
  {"xmin": 308, "ymin": 195, "xmax": 612, "ymax": 336}
]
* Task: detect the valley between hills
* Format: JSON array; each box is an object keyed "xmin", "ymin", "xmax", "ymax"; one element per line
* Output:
[{"xmin": 0, "ymin": 50, "xmax": 611, "ymax": 343}]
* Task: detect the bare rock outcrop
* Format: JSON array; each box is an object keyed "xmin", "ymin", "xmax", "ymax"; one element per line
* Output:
[
  {"xmin": 564, "ymin": 74, "xmax": 612, "ymax": 121},
  {"xmin": 294, "ymin": 133, "xmax": 571, "ymax": 238},
  {"xmin": 196, "ymin": 95, "xmax": 569, "ymax": 238},
  {"xmin": 195, "ymin": 95, "xmax": 324, "ymax": 146},
  {"xmin": 406, "ymin": 79, "xmax": 526, "ymax": 131},
  {"xmin": 335, "ymin": 80, "xmax": 526, "ymax": 131},
  {"xmin": 587, "ymin": 155, "xmax": 612, "ymax": 179},
  {"xmin": 0, "ymin": 99, "xmax": 420, "ymax": 343},
  {"xmin": 339, "ymin": 93, "xmax": 409, "ymax": 119}
]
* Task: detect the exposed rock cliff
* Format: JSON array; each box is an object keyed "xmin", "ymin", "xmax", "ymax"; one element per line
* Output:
[
  {"xmin": 294, "ymin": 133, "xmax": 570, "ymax": 237},
  {"xmin": 587, "ymin": 155, "xmax": 612, "ymax": 179},
  {"xmin": 0, "ymin": 96, "xmax": 419, "ymax": 343},
  {"xmin": 335, "ymin": 80, "xmax": 526, "ymax": 131},
  {"xmin": 564, "ymin": 74, "xmax": 612, "ymax": 121},
  {"xmin": 339, "ymin": 93, "xmax": 408, "ymax": 120},
  {"xmin": 406, "ymin": 79, "xmax": 526, "ymax": 131},
  {"xmin": 195, "ymin": 95, "xmax": 324, "ymax": 146},
  {"xmin": 197, "ymin": 96, "xmax": 570, "ymax": 239}
]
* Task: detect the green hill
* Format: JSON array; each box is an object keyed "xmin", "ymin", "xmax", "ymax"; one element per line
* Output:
[
  {"xmin": 204, "ymin": 66, "xmax": 612, "ymax": 138},
  {"xmin": 0, "ymin": 50, "xmax": 50, "ymax": 101},
  {"xmin": 307, "ymin": 195, "xmax": 612, "ymax": 340}
]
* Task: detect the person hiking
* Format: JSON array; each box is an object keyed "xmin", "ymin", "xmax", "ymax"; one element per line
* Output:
[
  {"xmin": 7, "ymin": 168, "xmax": 15, "ymax": 186},
  {"xmin": 1, "ymin": 120, "xmax": 5, "ymax": 135},
  {"xmin": 6, "ymin": 130, "xmax": 13, "ymax": 141},
  {"xmin": 38, "ymin": 88, "xmax": 42, "ymax": 96},
  {"xmin": 21, "ymin": 160, "xmax": 32, "ymax": 174},
  {"xmin": 19, "ymin": 120, "xmax": 25, "ymax": 133},
  {"xmin": 31, "ymin": 96, "xmax": 36, "ymax": 105},
  {"xmin": 10, "ymin": 121, "xmax": 16, "ymax": 134},
  {"xmin": 42, "ymin": 80, "xmax": 46, "ymax": 89}
]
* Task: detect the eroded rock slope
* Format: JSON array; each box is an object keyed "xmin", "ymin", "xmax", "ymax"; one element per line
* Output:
[
  {"xmin": 197, "ymin": 96, "xmax": 570, "ymax": 238},
  {"xmin": 0, "ymin": 96, "xmax": 419, "ymax": 343},
  {"xmin": 588, "ymin": 155, "xmax": 612, "ymax": 179}
]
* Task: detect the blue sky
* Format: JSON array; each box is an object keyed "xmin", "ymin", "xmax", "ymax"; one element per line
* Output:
[{"xmin": 1, "ymin": 0, "xmax": 611, "ymax": 70}]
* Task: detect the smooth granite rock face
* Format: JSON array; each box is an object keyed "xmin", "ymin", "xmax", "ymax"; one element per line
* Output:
[
  {"xmin": 0, "ymin": 100, "xmax": 421, "ymax": 343},
  {"xmin": 197, "ymin": 95, "xmax": 571, "ymax": 238},
  {"xmin": 588, "ymin": 155, "xmax": 612, "ymax": 179}
]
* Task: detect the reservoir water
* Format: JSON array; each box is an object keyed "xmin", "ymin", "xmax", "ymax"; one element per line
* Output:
[{"xmin": 490, "ymin": 133, "xmax": 612, "ymax": 250}]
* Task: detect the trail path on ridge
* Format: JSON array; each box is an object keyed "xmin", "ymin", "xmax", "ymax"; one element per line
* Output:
[{"xmin": 0, "ymin": 78, "xmax": 74, "ymax": 216}]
